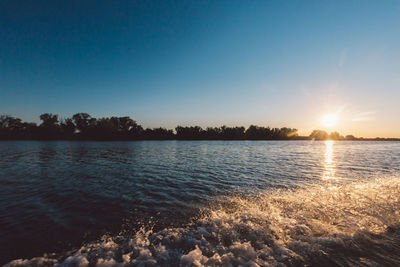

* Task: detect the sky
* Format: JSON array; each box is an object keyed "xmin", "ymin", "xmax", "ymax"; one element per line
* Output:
[{"xmin": 0, "ymin": 0, "xmax": 399, "ymax": 137}]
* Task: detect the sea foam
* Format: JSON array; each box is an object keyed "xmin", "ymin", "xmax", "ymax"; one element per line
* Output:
[{"xmin": 5, "ymin": 177, "xmax": 400, "ymax": 266}]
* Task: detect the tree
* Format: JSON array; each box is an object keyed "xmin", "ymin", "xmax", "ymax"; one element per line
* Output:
[
  {"xmin": 39, "ymin": 113, "xmax": 58, "ymax": 128},
  {"xmin": 0, "ymin": 115, "xmax": 24, "ymax": 139},
  {"xmin": 220, "ymin": 126, "xmax": 245, "ymax": 140},
  {"xmin": 175, "ymin": 126, "xmax": 204, "ymax": 140},
  {"xmin": 279, "ymin": 127, "xmax": 298, "ymax": 139},
  {"xmin": 72, "ymin": 113, "xmax": 92, "ymax": 133},
  {"xmin": 329, "ymin": 131, "xmax": 344, "ymax": 140},
  {"xmin": 144, "ymin": 127, "xmax": 174, "ymax": 140},
  {"xmin": 345, "ymin": 135, "xmax": 356, "ymax": 140},
  {"xmin": 309, "ymin": 130, "xmax": 329, "ymax": 140},
  {"xmin": 60, "ymin": 118, "xmax": 76, "ymax": 139},
  {"xmin": 0, "ymin": 113, "xmax": 373, "ymax": 141},
  {"xmin": 39, "ymin": 113, "xmax": 61, "ymax": 139}
]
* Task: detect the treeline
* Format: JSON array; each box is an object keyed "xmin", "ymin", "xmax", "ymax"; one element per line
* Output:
[
  {"xmin": 309, "ymin": 130, "xmax": 348, "ymax": 141},
  {"xmin": 1, "ymin": 113, "xmax": 397, "ymax": 141},
  {"xmin": 308, "ymin": 129, "xmax": 400, "ymax": 141},
  {"xmin": 0, "ymin": 113, "xmax": 299, "ymax": 140}
]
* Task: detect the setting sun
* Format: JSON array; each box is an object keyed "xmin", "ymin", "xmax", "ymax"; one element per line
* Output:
[{"xmin": 322, "ymin": 114, "xmax": 338, "ymax": 128}]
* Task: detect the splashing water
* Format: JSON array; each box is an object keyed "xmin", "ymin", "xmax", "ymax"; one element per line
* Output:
[{"xmin": 6, "ymin": 177, "xmax": 400, "ymax": 266}]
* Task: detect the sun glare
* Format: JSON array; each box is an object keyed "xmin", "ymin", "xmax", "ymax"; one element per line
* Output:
[{"xmin": 322, "ymin": 114, "xmax": 338, "ymax": 128}]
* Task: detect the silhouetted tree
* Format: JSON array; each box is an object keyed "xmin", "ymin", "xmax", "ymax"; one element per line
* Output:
[
  {"xmin": 204, "ymin": 127, "xmax": 221, "ymax": 139},
  {"xmin": 143, "ymin": 128, "xmax": 174, "ymax": 140},
  {"xmin": 39, "ymin": 113, "xmax": 61, "ymax": 139},
  {"xmin": 176, "ymin": 126, "xmax": 205, "ymax": 140},
  {"xmin": 1, "ymin": 113, "xmax": 388, "ymax": 141},
  {"xmin": 309, "ymin": 130, "xmax": 329, "ymax": 140},
  {"xmin": 329, "ymin": 131, "xmax": 344, "ymax": 140},
  {"xmin": 39, "ymin": 113, "xmax": 58, "ymax": 127},
  {"xmin": 72, "ymin": 113, "xmax": 92, "ymax": 133},
  {"xmin": 129, "ymin": 123, "xmax": 144, "ymax": 139},
  {"xmin": 345, "ymin": 135, "xmax": 356, "ymax": 140},
  {"xmin": 279, "ymin": 127, "xmax": 298, "ymax": 139},
  {"xmin": 0, "ymin": 115, "xmax": 24, "ymax": 139},
  {"xmin": 220, "ymin": 126, "xmax": 245, "ymax": 140},
  {"xmin": 60, "ymin": 118, "xmax": 76, "ymax": 139},
  {"xmin": 245, "ymin": 125, "xmax": 263, "ymax": 140}
]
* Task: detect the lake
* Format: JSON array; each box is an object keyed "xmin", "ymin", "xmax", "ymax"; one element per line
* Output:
[{"xmin": 1, "ymin": 140, "xmax": 400, "ymax": 266}]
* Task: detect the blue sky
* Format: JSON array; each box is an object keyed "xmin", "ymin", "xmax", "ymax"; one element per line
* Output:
[{"xmin": 1, "ymin": 0, "xmax": 399, "ymax": 137}]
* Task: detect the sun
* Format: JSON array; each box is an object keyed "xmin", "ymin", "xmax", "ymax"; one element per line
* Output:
[{"xmin": 321, "ymin": 114, "xmax": 338, "ymax": 128}]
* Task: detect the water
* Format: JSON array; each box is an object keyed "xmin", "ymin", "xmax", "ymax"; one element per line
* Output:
[{"xmin": 1, "ymin": 140, "xmax": 400, "ymax": 266}]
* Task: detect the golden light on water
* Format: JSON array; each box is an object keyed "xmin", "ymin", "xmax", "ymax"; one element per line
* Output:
[{"xmin": 322, "ymin": 140, "xmax": 336, "ymax": 180}]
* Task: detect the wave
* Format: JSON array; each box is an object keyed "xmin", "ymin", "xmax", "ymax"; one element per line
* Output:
[{"xmin": 5, "ymin": 177, "xmax": 400, "ymax": 266}]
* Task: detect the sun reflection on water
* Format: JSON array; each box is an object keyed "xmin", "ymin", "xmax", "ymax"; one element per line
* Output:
[{"xmin": 323, "ymin": 140, "xmax": 336, "ymax": 180}]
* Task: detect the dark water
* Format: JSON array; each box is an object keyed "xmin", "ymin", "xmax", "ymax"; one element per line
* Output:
[{"xmin": 1, "ymin": 140, "xmax": 400, "ymax": 266}]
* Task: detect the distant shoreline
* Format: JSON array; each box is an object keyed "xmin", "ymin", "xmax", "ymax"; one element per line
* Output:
[{"xmin": 1, "ymin": 113, "xmax": 398, "ymax": 141}]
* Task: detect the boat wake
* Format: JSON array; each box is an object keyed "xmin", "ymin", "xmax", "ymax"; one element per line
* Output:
[{"xmin": 6, "ymin": 177, "xmax": 400, "ymax": 266}]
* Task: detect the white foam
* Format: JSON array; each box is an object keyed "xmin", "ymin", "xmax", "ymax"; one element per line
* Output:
[{"xmin": 6, "ymin": 177, "xmax": 400, "ymax": 266}]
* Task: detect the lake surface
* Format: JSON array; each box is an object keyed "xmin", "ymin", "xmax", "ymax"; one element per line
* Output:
[{"xmin": 1, "ymin": 140, "xmax": 400, "ymax": 266}]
